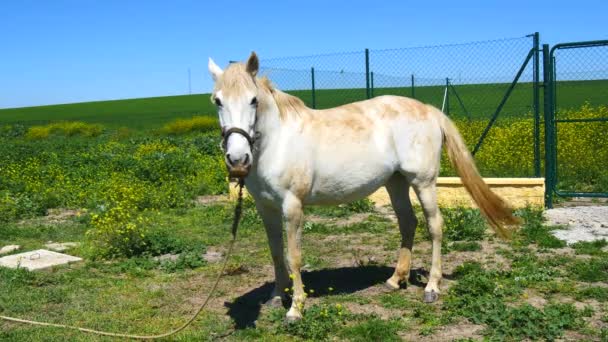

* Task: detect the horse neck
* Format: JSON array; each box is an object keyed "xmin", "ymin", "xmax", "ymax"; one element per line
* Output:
[
  {"xmin": 255, "ymin": 88, "xmax": 310, "ymax": 151},
  {"xmin": 255, "ymin": 92, "xmax": 283, "ymax": 147}
]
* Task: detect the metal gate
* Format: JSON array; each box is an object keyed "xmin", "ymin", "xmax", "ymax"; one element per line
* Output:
[{"xmin": 543, "ymin": 40, "xmax": 608, "ymax": 207}]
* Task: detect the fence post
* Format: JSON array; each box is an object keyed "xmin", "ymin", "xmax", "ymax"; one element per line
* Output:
[
  {"xmin": 365, "ymin": 49, "xmax": 371, "ymax": 99},
  {"xmin": 533, "ymin": 32, "xmax": 541, "ymax": 177},
  {"xmin": 542, "ymin": 44, "xmax": 554, "ymax": 208},
  {"xmin": 445, "ymin": 77, "xmax": 450, "ymax": 115},
  {"xmin": 472, "ymin": 49, "xmax": 535, "ymax": 156},
  {"xmin": 370, "ymin": 71, "xmax": 374, "ymax": 97},
  {"xmin": 311, "ymin": 67, "xmax": 316, "ymax": 109},
  {"xmin": 411, "ymin": 74, "xmax": 415, "ymax": 98}
]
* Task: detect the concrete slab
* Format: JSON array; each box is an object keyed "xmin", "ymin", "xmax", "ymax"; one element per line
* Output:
[
  {"xmin": 45, "ymin": 242, "xmax": 80, "ymax": 252},
  {"xmin": 0, "ymin": 245, "xmax": 20, "ymax": 255},
  {"xmin": 0, "ymin": 249, "xmax": 82, "ymax": 271}
]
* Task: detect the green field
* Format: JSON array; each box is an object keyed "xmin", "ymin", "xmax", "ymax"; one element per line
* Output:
[
  {"xmin": 0, "ymin": 94, "xmax": 213, "ymax": 130},
  {"xmin": 2, "ymin": 79, "xmax": 607, "ymax": 129}
]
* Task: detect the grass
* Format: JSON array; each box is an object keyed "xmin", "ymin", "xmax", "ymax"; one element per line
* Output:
[
  {"xmin": 2, "ymin": 203, "xmax": 607, "ymax": 341},
  {"xmin": 339, "ymin": 316, "xmax": 404, "ymax": 341},
  {"xmin": 572, "ymin": 239, "xmax": 608, "ymax": 256},
  {"xmin": 0, "ymin": 94, "xmax": 213, "ymax": 130}
]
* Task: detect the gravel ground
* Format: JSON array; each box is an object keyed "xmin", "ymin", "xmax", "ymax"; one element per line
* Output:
[{"xmin": 545, "ymin": 205, "xmax": 608, "ymax": 244}]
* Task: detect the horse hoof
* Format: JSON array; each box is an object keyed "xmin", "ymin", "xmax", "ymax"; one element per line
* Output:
[
  {"xmin": 285, "ymin": 314, "xmax": 302, "ymax": 323},
  {"xmin": 385, "ymin": 279, "xmax": 400, "ymax": 290},
  {"xmin": 423, "ymin": 290, "xmax": 439, "ymax": 303},
  {"xmin": 265, "ymin": 296, "xmax": 283, "ymax": 308}
]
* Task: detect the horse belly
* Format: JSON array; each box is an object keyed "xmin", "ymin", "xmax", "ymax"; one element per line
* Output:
[{"xmin": 306, "ymin": 155, "xmax": 394, "ymax": 205}]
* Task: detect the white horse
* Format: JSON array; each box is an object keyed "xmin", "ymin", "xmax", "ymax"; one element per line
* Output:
[{"xmin": 208, "ymin": 52, "xmax": 518, "ymax": 321}]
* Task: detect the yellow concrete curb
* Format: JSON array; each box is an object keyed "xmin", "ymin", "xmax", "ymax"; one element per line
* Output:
[{"xmin": 228, "ymin": 177, "xmax": 545, "ymax": 208}]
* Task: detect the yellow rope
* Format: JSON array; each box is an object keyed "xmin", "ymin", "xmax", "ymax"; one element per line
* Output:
[{"xmin": 1, "ymin": 182, "xmax": 245, "ymax": 340}]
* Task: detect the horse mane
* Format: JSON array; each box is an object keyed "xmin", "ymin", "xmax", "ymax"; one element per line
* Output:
[
  {"xmin": 258, "ymin": 77, "xmax": 308, "ymax": 120},
  {"xmin": 215, "ymin": 63, "xmax": 257, "ymax": 96},
  {"xmin": 215, "ymin": 63, "xmax": 308, "ymax": 121}
]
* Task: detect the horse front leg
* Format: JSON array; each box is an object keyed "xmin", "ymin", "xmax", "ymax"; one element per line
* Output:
[
  {"xmin": 256, "ymin": 202, "xmax": 289, "ymax": 307},
  {"xmin": 283, "ymin": 193, "xmax": 305, "ymax": 321}
]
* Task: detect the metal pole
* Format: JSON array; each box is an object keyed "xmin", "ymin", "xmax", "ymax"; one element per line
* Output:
[
  {"xmin": 311, "ymin": 67, "xmax": 316, "ymax": 109},
  {"xmin": 449, "ymin": 82, "xmax": 472, "ymax": 121},
  {"xmin": 552, "ymin": 56, "xmax": 558, "ymax": 187},
  {"xmin": 533, "ymin": 32, "xmax": 541, "ymax": 177},
  {"xmin": 370, "ymin": 71, "xmax": 374, "ymax": 98},
  {"xmin": 411, "ymin": 74, "xmax": 415, "ymax": 98},
  {"xmin": 445, "ymin": 78, "xmax": 450, "ymax": 116},
  {"xmin": 542, "ymin": 44, "xmax": 554, "ymax": 208},
  {"xmin": 441, "ymin": 84, "xmax": 448, "ymax": 113},
  {"xmin": 365, "ymin": 49, "xmax": 371, "ymax": 99},
  {"xmin": 472, "ymin": 49, "xmax": 535, "ymax": 156}
]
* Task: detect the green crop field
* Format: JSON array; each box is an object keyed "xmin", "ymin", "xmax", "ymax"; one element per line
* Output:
[
  {"xmin": 0, "ymin": 94, "xmax": 214, "ymax": 130},
  {"xmin": 1, "ymin": 79, "xmax": 607, "ymax": 130}
]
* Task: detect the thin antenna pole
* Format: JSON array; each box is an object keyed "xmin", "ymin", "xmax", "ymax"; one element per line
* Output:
[{"xmin": 188, "ymin": 68, "xmax": 192, "ymax": 95}]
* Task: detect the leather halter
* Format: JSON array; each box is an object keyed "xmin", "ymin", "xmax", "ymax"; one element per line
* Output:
[{"xmin": 221, "ymin": 126, "xmax": 257, "ymax": 151}]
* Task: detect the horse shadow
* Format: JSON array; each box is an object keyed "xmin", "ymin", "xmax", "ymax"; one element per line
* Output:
[{"xmin": 224, "ymin": 265, "xmax": 437, "ymax": 329}]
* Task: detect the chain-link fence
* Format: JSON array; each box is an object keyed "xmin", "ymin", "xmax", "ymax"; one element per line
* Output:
[
  {"xmin": 544, "ymin": 41, "xmax": 608, "ymax": 204},
  {"xmin": 261, "ymin": 36, "xmax": 535, "ymax": 116},
  {"xmin": 260, "ymin": 35, "xmax": 540, "ymax": 178}
]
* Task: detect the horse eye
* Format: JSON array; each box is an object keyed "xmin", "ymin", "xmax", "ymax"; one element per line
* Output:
[
  {"xmin": 250, "ymin": 97, "xmax": 258, "ymax": 106},
  {"xmin": 214, "ymin": 98, "xmax": 222, "ymax": 107}
]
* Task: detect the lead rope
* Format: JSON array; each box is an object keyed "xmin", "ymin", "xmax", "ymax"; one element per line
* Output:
[{"xmin": 0, "ymin": 179, "xmax": 245, "ymax": 340}]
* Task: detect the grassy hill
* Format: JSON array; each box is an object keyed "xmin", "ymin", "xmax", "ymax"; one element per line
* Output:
[
  {"xmin": 0, "ymin": 94, "xmax": 215, "ymax": 130},
  {"xmin": 1, "ymin": 79, "xmax": 606, "ymax": 129}
]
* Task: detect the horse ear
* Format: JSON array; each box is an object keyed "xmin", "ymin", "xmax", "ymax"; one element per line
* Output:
[
  {"xmin": 208, "ymin": 58, "xmax": 223, "ymax": 81},
  {"xmin": 246, "ymin": 52, "xmax": 259, "ymax": 77}
]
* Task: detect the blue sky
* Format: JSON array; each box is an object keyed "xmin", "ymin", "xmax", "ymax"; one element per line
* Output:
[{"xmin": 1, "ymin": 0, "xmax": 606, "ymax": 108}]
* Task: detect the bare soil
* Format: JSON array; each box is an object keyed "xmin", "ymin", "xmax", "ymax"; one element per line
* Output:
[{"xmin": 545, "ymin": 205, "xmax": 608, "ymax": 244}]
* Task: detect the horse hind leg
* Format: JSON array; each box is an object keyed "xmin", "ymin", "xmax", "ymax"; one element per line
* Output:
[
  {"xmin": 412, "ymin": 181, "xmax": 444, "ymax": 303},
  {"xmin": 384, "ymin": 173, "xmax": 418, "ymax": 290}
]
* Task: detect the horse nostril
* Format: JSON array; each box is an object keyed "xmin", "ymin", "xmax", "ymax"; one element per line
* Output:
[
  {"xmin": 244, "ymin": 153, "xmax": 250, "ymax": 165},
  {"xmin": 226, "ymin": 154, "xmax": 234, "ymax": 166}
]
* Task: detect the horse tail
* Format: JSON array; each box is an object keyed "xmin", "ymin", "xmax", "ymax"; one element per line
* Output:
[{"xmin": 437, "ymin": 109, "xmax": 519, "ymax": 238}]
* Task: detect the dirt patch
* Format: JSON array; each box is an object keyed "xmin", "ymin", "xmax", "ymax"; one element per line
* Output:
[
  {"xmin": 409, "ymin": 322, "xmax": 485, "ymax": 341},
  {"xmin": 343, "ymin": 301, "xmax": 400, "ymax": 320},
  {"xmin": 375, "ymin": 205, "xmax": 399, "ymax": 223},
  {"xmin": 195, "ymin": 195, "xmax": 227, "ymax": 206},
  {"xmin": 545, "ymin": 206, "xmax": 608, "ymax": 244},
  {"xmin": 441, "ymin": 240, "xmax": 512, "ymax": 275},
  {"xmin": 46, "ymin": 208, "xmax": 83, "ymax": 222},
  {"xmin": 523, "ymin": 289, "xmax": 548, "ymax": 309},
  {"xmin": 558, "ymin": 197, "xmax": 608, "ymax": 207},
  {"xmin": 306, "ymin": 212, "xmax": 371, "ymax": 227},
  {"xmin": 18, "ymin": 208, "xmax": 85, "ymax": 226}
]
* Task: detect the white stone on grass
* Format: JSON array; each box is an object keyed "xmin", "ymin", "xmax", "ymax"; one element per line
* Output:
[
  {"xmin": 45, "ymin": 242, "xmax": 80, "ymax": 252},
  {"xmin": 0, "ymin": 249, "xmax": 82, "ymax": 271},
  {"xmin": 0, "ymin": 245, "xmax": 20, "ymax": 255}
]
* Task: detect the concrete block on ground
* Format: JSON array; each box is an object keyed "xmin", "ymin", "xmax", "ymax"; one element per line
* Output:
[
  {"xmin": 0, "ymin": 245, "xmax": 20, "ymax": 255},
  {"xmin": 0, "ymin": 249, "xmax": 82, "ymax": 271}
]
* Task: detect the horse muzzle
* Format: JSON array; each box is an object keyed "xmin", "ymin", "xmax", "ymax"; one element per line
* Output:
[{"xmin": 227, "ymin": 164, "xmax": 251, "ymax": 179}]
